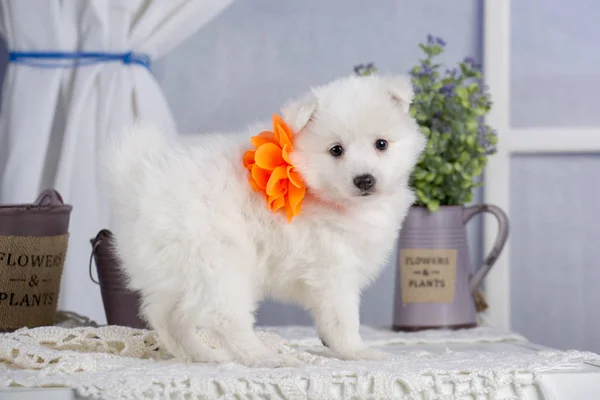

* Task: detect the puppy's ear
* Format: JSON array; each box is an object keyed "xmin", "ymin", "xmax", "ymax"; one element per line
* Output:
[
  {"xmin": 384, "ymin": 75, "xmax": 414, "ymax": 113},
  {"xmin": 281, "ymin": 92, "xmax": 318, "ymax": 133}
]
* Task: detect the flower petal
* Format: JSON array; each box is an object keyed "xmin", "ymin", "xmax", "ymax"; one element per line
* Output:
[
  {"xmin": 269, "ymin": 195, "xmax": 286, "ymax": 212},
  {"xmin": 287, "ymin": 167, "xmax": 303, "ymax": 188},
  {"xmin": 255, "ymin": 143, "xmax": 285, "ymax": 171},
  {"xmin": 273, "ymin": 114, "xmax": 293, "ymax": 148},
  {"xmin": 251, "ymin": 164, "xmax": 270, "ymax": 189},
  {"xmin": 288, "ymin": 180, "xmax": 305, "ymax": 216},
  {"xmin": 243, "ymin": 150, "xmax": 255, "ymax": 169},
  {"xmin": 251, "ymin": 132, "xmax": 277, "ymax": 148},
  {"xmin": 248, "ymin": 176, "xmax": 261, "ymax": 192},
  {"xmin": 284, "ymin": 199, "xmax": 294, "ymax": 223},
  {"xmin": 282, "ymin": 144, "xmax": 292, "ymax": 165},
  {"xmin": 266, "ymin": 166, "xmax": 288, "ymax": 196},
  {"xmin": 259, "ymin": 130, "xmax": 275, "ymax": 140}
]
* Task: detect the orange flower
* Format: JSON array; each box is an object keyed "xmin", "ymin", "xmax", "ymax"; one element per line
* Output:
[{"xmin": 243, "ymin": 114, "xmax": 306, "ymax": 222}]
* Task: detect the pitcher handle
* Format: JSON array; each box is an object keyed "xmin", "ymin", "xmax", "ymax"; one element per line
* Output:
[{"xmin": 463, "ymin": 204, "xmax": 509, "ymax": 293}]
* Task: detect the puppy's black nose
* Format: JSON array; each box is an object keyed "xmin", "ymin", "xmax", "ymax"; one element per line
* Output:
[{"xmin": 353, "ymin": 174, "xmax": 376, "ymax": 191}]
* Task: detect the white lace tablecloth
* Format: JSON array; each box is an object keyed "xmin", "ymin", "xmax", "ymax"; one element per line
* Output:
[{"xmin": 1, "ymin": 322, "xmax": 599, "ymax": 400}]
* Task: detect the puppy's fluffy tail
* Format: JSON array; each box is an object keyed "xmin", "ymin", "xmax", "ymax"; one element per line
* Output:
[{"xmin": 102, "ymin": 123, "xmax": 171, "ymax": 219}]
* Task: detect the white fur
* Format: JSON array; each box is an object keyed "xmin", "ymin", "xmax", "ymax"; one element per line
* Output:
[{"xmin": 102, "ymin": 75, "xmax": 426, "ymax": 367}]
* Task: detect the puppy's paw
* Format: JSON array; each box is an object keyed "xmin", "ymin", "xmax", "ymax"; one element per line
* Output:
[
  {"xmin": 169, "ymin": 346, "xmax": 234, "ymax": 364},
  {"xmin": 278, "ymin": 353, "xmax": 304, "ymax": 367},
  {"xmin": 205, "ymin": 348, "xmax": 235, "ymax": 364},
  {"xmin": 334, "ymin": 347, "xmax": 388, "ymax": 361},
  {"xmin": 237, "ymin": 352, "xmax": 302, "ymax": 368}
]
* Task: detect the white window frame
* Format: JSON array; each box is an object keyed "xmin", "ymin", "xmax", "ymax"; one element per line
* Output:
[{"xmin": 483, "ymin": 0, "xmax": 600, "ymax": 331}]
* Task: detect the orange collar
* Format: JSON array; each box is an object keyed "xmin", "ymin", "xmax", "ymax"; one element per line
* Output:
[{"xmin": 243, "ymin": 114, "xmax": 306, "ymax": 222}]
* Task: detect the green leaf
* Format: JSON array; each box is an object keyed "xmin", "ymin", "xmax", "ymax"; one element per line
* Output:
[
  {"xmin": 413, "ymin": 169, "xmax": 427, "ymax": 180},
  {"xmin": 430, "ymin": 46, "xmax": 443, "ymax": 57},
  {"xmin": 465, "ymin": 192, "xmax": 473, "ymax": 203},
  {"xmin": 474, "ymin": 107, "xmax": 488, "ymax": 116},
  {"xmin": 459, "ymin": 151, "xmax": 470, "ymax": 163},
  {"xmin": 441, "ymin": 163, "xmax": 453, "ymax": 174},
  {"xmin": 416, "ymin": 113, "xmax": 429, "ymax": 122},
  {"xmin": 456, "ymin": 87, "xmax": 468, "ymax": 100},
  {"xmin": 466, "ymin": 120, "xmax": 478, "ymax": 132},
  {"xmin": 428, "ymin": 200, "xmax": 440, "ymax": 212}
]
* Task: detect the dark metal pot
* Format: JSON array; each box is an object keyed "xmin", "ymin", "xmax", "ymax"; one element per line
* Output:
[{"xmin": 89, "ymin": 229, "xmax": 148, "ymax": 329}]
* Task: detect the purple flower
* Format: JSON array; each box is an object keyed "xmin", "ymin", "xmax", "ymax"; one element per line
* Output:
[
  {"xmin": 436, "ymin": 37, "xmax": 446, "ymax": 47},
  {"xmin": 448, "ymin": 68, "xmax": 458, "ymax": 78},
  {"xmin": 412, "ymin": 63, "xmax": 435, "ymax": 78},
  {"xmin": 485, "ymin": 146, "xmax": 497, "ymax": 155},
  {"xmin": 476, "ymin": 81, "xmax": 489, "ymax": 94},
  {"xmin": 478, "ymin": 126, "xmax": 498, "ymax": 152},
  {"xmin": 427, "ymin": 34, "xmax": 434, "ymax": 44},
  {"xmin": 440, "ymin": 83, "xmax": 455, "ymax": 97},
  {"xmin": 463, "ymin": 57, "xmax": 482, "ymax": 70}
]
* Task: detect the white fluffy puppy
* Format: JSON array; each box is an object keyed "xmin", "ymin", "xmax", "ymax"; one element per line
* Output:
[{"xmin": 103, "ymin": 75, "xmax": 425, "ymax": 367}]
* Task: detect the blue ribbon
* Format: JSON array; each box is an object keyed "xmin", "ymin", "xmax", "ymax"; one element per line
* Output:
[{"xmin": 8, "ymin": 51, "xmax": 151, "ymax": 69}]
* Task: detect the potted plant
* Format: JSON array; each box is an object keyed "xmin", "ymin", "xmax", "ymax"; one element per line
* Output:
[
  {"xmin": 356, "ymin": 35, "xmax": 509, "ymax": 331},
  {"xmin": 0, "ymin": 189, "xmax": 72, "ymax": 332}
]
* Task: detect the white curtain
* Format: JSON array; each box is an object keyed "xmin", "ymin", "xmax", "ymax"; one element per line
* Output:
[{"xmin": 0, "ymin": 0, "xmax": 233, "ymax": 322}]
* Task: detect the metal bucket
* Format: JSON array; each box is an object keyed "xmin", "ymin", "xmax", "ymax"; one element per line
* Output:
[{"xmin": 89, "ymin": 229, "xmax": 148, "ymax": 329}]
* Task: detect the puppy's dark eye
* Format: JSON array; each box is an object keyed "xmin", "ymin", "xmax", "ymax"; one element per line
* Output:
[
  {"xmin": 329, "ymin": 145, "xmax": 344, "ymax": 157},
  {"xmin": 375, "ymin": 139, "xmax": 388, "ymax": 151}
]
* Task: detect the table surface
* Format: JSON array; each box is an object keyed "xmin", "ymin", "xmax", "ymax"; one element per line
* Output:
[{"xmin": 2, "ymin": 341, "xmax": 599, "ymax": 400}]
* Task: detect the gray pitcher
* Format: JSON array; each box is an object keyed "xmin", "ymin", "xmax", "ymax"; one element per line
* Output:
[{"xmin": 393, "ymin": 204, "xmax": 509, "ymax": 331}]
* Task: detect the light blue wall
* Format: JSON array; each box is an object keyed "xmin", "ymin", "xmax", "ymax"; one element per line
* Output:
[
  {"xmin": 510, "ymin": 154, "xmax": 600, "ymax": 354},
  {"xmin": 510, "ymin": 0, "xmax": 600, "ymax": 127},
  {"xmin": 153, "ymin": 0, "xmax": 484, "ymax": 327},
  {"xmin": 509, "ymin": 0, "xmax": 600, "ymax": 353}
]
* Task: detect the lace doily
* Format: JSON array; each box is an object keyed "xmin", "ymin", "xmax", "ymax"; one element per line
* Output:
[
  {"xmin": 267, "ymin": 325, "xmax": 527, "ymax": 347},
  {"xmin": 0, "ymin": 324, "xmax": 598, "ymax": 400}
]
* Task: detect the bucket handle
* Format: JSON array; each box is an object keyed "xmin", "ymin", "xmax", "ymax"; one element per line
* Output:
[
  {"xmin": 89, "ymin": 240, "xmax": 100, "ymax": 285},
  {"xmin": 89, "ymin": 229, "xmax": 112, "ymax": 285},
  {"xmin": 34, "ymin": 189, "xmax": 64, "ymax": 206}
]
